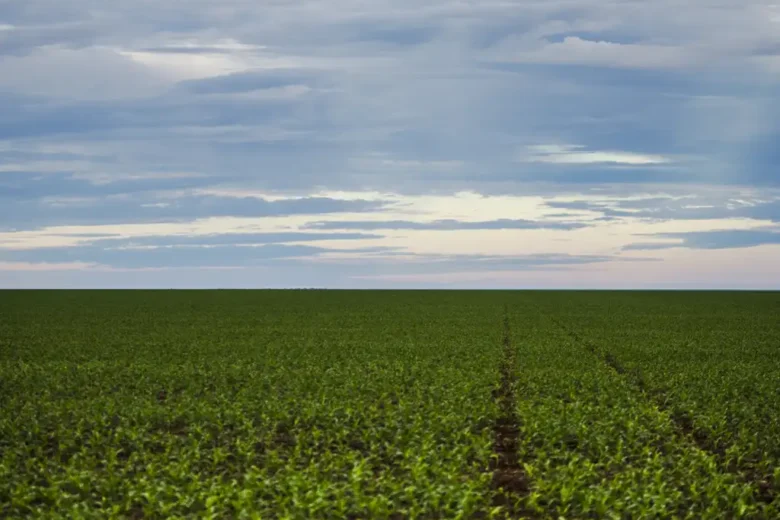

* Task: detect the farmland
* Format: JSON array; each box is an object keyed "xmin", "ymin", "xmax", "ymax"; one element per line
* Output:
[{"xmin": 1, "ymin": 290, "xmax": 779, "ymax": 518}]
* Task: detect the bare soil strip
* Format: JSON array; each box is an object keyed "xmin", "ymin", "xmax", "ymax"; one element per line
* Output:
[
  {"xmin": 553, "ymin": 318, "xmax": 775, "ymax": 505},
  {"xmin": 490, "ymin": 307, "xmax": 532, "ymax": 517}
]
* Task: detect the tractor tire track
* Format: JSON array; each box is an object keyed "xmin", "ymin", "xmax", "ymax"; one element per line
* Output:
[
  {"xmin": 552, "ymin": 317, "xmax": 775, "ymax": 506},
  {"xmin": 490, "ymin": 306, "xmax": 533, "ymax": 518}
]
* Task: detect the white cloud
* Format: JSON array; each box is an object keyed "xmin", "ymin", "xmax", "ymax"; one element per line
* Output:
[
  {"xmin": 119, "ymin": 49, "xmax": 259, "ymax": 81},
  {"xmin": 0, "ymin": 189, "xmax": 772, "ymax": 263},
  {"xmin": 348, "ymin": 154, "xmax": 465, "ymax": 174},
  {"xmin": 0, "ymin": 261, "xmax": 95, "ymax": 271},
  {"xmin": 72, "ymin": 171, "xmax": 207, "ymax": 184},
  {"xmin": 1, "ymin": 0, "xmax": 780, "ymax": 287},
  {"xmin": 492, "ymin": 36, "xmax": 695, "ymax": 69},
  {"xmin": 146, "ymin": 39, "xmax": 264, "ymax": 53},
  {"xmin": 522, "ymin": 145, "xmax": 671, "ymax": 166},
  {"xmin": 117, "ymin": 36, "xmax": 390, "ymax": 82}
]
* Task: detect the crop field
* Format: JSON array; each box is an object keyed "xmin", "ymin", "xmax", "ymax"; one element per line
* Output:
[{"xmin": 1, "ymin": 290, "xmax": 779, "ymax": 519}]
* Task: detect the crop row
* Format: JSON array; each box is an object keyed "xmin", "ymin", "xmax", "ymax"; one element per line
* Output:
[
  {"xmin": 505, "ymin": 300, "xmax": 767, "ymax": 519},
  {"xmin": 1, "ymin": 291, "xmax": 505, "ymax": 518},
  {"xmin": 514, "ymin": 291, "xmax": 780, "ymax": 518},
  {"xmin": 1, "ymin": 290, "xmax": 778, "ymax": 518},
  {"xmin": 543, "ymin": 292, "xmax": 780, "ymax": 509}
]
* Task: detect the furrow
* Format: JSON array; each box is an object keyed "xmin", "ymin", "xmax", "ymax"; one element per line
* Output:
[
  {"xmin": 552, "ymin": 317, "xmax": 776, "ymax": 506},
  {"xmin": 490, "ymin": 306, "xmax": 533, "ymax": 518}
]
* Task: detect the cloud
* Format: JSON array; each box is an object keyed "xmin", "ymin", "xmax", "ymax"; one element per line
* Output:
[
  {"xmin": 304, "ymin": 218, "xmax": 585, "ymax": 231},
  {"xmin": 545, "ymin": 196, "xmax": 780, "ymax": 223},
  {"xmin": 119, "ymin": 47, "xmax": 260, "ymax": 82},
  {"xmin": 624, "ymin": 229, "xmax": 780, "ymax": 250},
  {"xmin": 0, "ymin": 190, "xmax": 387, "ymax": 230},
  {"xmin": 0, "ymin": 251, "xmax": 663, "ymax": 289},
  {"xmin": 179, "ymin": 69, "xmax": 316, "ymax": 95},
  {"xmin": 492, "ymin": 36, "xmax": 694, "ymax": 70},
  {"xmin": 543, "ymin": 200, "xmax": 637, "ymax": 219},
  {"xmin": 0, "ymin": 242, "xmax": 625, "ymax": 272},
  {"xmin": 341, "ymin": 252, "xmax": 622, "ymax": 268},
  {"xmin": 347, "ymin": 23, "xmax": 438, "ymax": 46},
  {"xmin": 1, "ymin": 0, "xmax": 780, "ymax": 286},
  {"xmin": 0, "ymin": 261, "xmax": 95, "ymax": 271},
  {"xmin": 523, "ymin": 144, "xmax": 671, "ymax": 166},
  {"xmin": 0, "ymin": 46, "xmax": 170, "ymax": 99},
  {"xmin": 88, "ymin": 232, "xmax": 383, "ymax": 249},
  {"xmin": 0, "ymin": 242, "xmax": 344, "ymax": 269}
]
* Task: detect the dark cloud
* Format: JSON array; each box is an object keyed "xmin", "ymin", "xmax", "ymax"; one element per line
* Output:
[
  {"xmin": 0, "ymin": 243, "xmax": 329, "ymax": 269},
  {"xmin": 739, "ymin": 128, "xmax": 780, "ymax": 187},
  {"xmin": 0, "ymin": 245, "xmax": 626, "ymax": 272},
  {"xmin": 526, "ymin": 166, "xmax": 691, "ymax": 185},
  {"xmin": 624, "ymin": 229, "xmax": 780, "ymax": 250},
  {"xmin": 394, "ymin": 253, "xmax": 622, "ymax": 270},
  {"xmin": 90, "ymin": 232, "xmax": 384, "ymax": 248},
  {"xmin": 490, "ymin": 63, "xmax": 757, "ymax": 99},
  {"xmin": 545, "ymin": 198, "xmax": 780, "ymax": 223},
  {"xmin": 0, "ymin": 89, "xmax": 302, "ymax": 139},
  {"xmin": 0, "ymin": 173, "xmax": 219, "ymax": 201},
  {"xmin": 179, "ymin": 70, "xmax": 318, "ymax": 95},
  {"xmin": 0, "ymin": 252, "xmax": 658, "ymax": 289},
  {"xmin": 622, "ymin": 242, "xmax": 680, "ymax": 251},
  {"xmin": 349, "ymin": 24, "xmax": 438, "ymax": 46},
  {"xmin": 0, "ymin": 94, "xmax": 116, "ymax": 139},
  {"xmin": 0, "ymin": 24, "xmax": 101, "ymax": 56},
  {"xmin": 1, "ymin": 241, "xmax": 399, "ymax": 270},
  {"xmin": 1, "ymin": 0, "xmax": 779, "ymax": 287},
  {"xmin": 0, "ymin": 191, "xmax": 387, "ymax": 230},
  {"xmin": 542, "ymin": 201, "xmax": 637, "ymax": 219}
]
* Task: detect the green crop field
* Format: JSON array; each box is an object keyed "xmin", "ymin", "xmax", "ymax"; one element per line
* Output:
[{"xmin": 1, "ymin": 290, "xmax": 779, "ymax": 519}]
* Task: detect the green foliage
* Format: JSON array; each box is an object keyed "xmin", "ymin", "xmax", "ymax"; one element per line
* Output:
[
  {"xmin": 506, "ymin": 303, "xmax": 762, "ymax": 518},
  {"xmin": 1, "ymin": 290, "xmax": 778, "ymax": 518},
  {"xmin": 526, "ymin": 291, "xmax": 780, "ymax": 517},
  {"xmin": 0, "ymin": 291, "xmax": 501, "ymax": 518}
]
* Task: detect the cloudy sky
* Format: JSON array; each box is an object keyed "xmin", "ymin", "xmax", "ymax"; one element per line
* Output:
[{"xmin": 1, "ymin": 0, "xmax": 779, "ymax": 288}]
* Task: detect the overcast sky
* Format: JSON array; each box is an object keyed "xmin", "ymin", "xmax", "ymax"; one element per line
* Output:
[{"xmin": 1, "ymin": 1, "xmax": 779, "ymax": 288}]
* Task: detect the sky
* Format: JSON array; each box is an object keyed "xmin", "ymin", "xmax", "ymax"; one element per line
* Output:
[{"xmin": 0, "ymin": 0, "xmax": 779, "ymax": 289}]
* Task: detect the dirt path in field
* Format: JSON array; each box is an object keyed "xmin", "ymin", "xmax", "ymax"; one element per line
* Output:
[
  {"xmin": 490, "ymin": 306, "xmax": 532, "ymax": 517},
  {"xmin": 553, "ymin": 318, "xmax": 776, "ymax": 507}
]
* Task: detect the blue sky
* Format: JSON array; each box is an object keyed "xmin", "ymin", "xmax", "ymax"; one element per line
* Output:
[{"xmin": 0, "ymin": 1, "xmax": 779, "ymax": 288}]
